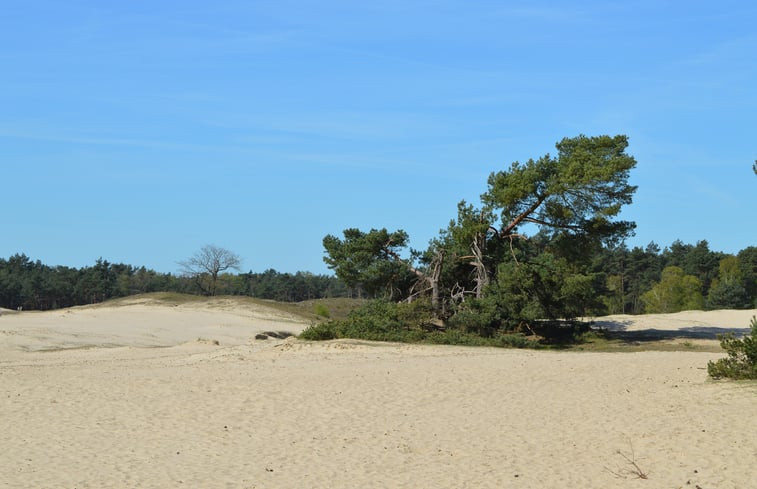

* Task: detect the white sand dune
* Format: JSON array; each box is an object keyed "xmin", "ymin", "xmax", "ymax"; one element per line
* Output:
[
  {"xmin": 0, "ymin": 296, "xmax": 308, "ymax": 353},
  {"xmin": 1, "ymin": 301, "xmax": 755, "ymax": 488}
]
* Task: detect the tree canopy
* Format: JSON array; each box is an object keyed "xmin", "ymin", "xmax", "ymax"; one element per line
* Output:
[
  {"xmin": 322, "ymin": 228, "xmax": 419, "ymax": 300},
  {"xmin": 483, "ymin": 134, "xmax": 636, "ymax": 245},
  {"xmin": 641, "ymin": 266, "xmax": 704, "ymax": 313}
]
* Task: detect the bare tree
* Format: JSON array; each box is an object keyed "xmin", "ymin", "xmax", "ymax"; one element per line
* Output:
[{"xmin": 179, "ymin": 244, "xmax": 242, "ymax": 296}]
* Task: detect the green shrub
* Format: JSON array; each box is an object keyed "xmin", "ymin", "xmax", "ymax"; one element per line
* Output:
[
  {"xmin": 492, "ymin": 333, "xmax": 539, "ymax": 348},
  {"xmin": 446, "ymin": 296, "xmax": 502, "ymax": 336},
  {"xmin": 313, "ymin": 303, "xmax": 331, "ymax": 318},
  {"xmin": 529, "ymin": 320, "xmax": 591, "ymax": 344},
  {"xmin": 425, "ymin": 330, "xmax": 538, "ymax": 348},
  {"xmin": 707, "ymin": 316, "xmax": 757, "ymax": 380},
  {"xmin": 299, "ymin": 321, "xmax": 339, "ymax": 341},
  {"xmin": 298, "ymin": 300, "xmax": 421, "ymax": 342},
  {"xmin": 297, "ymin": 299, "xmax": 541, "ymax": 349},
  {"xmin": 336, "ymin": 300, "xmax": 434, "ymax": 342}
]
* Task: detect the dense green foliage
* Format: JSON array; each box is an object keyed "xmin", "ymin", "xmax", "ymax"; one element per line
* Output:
[
  {"xmin": 596, "ymin": 241, "xmax": 756, "ymax": 313},
  {"xmin": 482, "ymin": 134, "xmax": 637, "ymax": 245},
  {"xmin": 641, "ymin": 266, "xmax": 704, "ymax": 313},
  {"xmin": 706, "ymin": 256, "xmax": 752, "ymax": 309},
  {"xmin": 0, "ymin": 255, "xmax": 178, "ymax": 310},
  {"xmin": 321, "ymin": 135, "xmax": 755, "ymax": 343},
  {"xmin": 0, "ymin": 254, "xmax": 347, "ymax": 310},
  {"xmin": 7, "ymin": 239, "xmax": 748, "ymax": 314},
  {"xmin": 707, "ymin": 316, "xmax": 757, "ymax": 380},
  {"xmin": 299, "ymin": 300, "xmax": 540, "ymax": 348},
  {"xmin": 231, "ymin": 269, "xmax": 348, "ymax": 302},
  {"xmin": 322, "ymin": 228, "xmax": 418, "ymax": 300}
]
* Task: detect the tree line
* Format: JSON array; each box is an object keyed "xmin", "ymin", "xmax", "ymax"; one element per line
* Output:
[
  {"xmin": 593, "ymin": 240, "xmax": 755, "ymax": 314},
  {"xmin": 0, "ymin": 254, "xmax": 348, "ymax": 310},
  {"xmin": 3, "ymin": 238, "xmax": 753, "ymax": 313}
]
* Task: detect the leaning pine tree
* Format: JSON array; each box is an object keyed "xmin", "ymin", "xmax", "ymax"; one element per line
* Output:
[{"xmin": 318, "ymin": 134, "xmax": 639, "ymax": 341}]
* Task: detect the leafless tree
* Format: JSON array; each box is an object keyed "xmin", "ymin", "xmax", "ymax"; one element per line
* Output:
[{"xmin": 179, "ymin": 244, "xmax": 242, "ymax": 296}]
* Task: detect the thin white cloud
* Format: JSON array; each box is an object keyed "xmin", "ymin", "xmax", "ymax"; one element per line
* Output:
[
  {"xmin": 0, "ymin": 127, "xmax": 221, "ymax": 153},
  {"xmin": 490, "ymin": 5, "xmax": 593, "ymax": 23},
  {"xmin": 677, "ymin": 34, "xmax": 757, "ymax": 70}
]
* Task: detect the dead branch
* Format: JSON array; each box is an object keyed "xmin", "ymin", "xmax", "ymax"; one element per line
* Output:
[
  {"xmin": 470, "ymin": 237, "xmax": 489, "ymax": 298},
  {"xmin": 603, "ymin": 438, "xmax": 649, "ymax": 480},
  {"xmin": 508, "ymin": 235, "xmax": 519, "ymax": 265},
  {"xmin": 450, "ymin": 282, "xmax": 467, "ymax": 303}
]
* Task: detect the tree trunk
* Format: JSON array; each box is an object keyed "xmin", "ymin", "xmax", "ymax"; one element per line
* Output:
[
  {"xmin": 430, "ymin": 250, "xmax": 445, "ymax": 312},
  {"xmin": 471, "ymin": 233, "xmax": 489, "ymax": 299}
]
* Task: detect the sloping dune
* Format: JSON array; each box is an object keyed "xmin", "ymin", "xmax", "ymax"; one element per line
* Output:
[
  {"xmin": 0, "ymin": 294, "xmax": 309, "ymax": 353},
  {"xmin": 1, "ymin": 303, "xmax": 755, "ymax": 488}
]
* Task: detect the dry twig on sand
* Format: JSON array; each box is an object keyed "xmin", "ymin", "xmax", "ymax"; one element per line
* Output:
[{"xmin": 603, "ymin": 438, "xmax": 649, "ymax": 480}]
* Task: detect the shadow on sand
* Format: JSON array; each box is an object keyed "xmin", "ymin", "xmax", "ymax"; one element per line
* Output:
[{"xmin": 592, "ymin": 319, "xmax": 750, "ymax": 342}]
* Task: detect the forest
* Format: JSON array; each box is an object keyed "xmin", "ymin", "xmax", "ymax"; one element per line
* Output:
[
  {"xmin": 1, "ymin": 239, "xmax": 754, "ymax": 314},
  {"xmin": 0, "ymin": 255, "xmax": 347, "ymax": 310}
]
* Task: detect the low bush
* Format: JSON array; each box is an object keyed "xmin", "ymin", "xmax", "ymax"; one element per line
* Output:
[
  {"xmin": 529, "ymin": 320, "xmax": 591, "ymax": 344},
  {"xmin": 313, "ymin": 303, "xmax": 331, "ymax": 318},
  {"xmin": 424, "ymin": 330, "xmax": 538, "ymax": 348},
  {"xmin": 299, "ymin": 321, "xmax": 339, "ymax": 341},
  {"xmin": 446, "ymin": 297, "xmax": 502, "ymax": 337},
  {"xmin": 707, "ymin": 316, "xmax": 757, "ymax": 380},
  {"xmin": 299, "ymin": 300, "xmax": 431, "ymax": 342},
  {"xmin": 298, "ymin": 299, "xmax": 541, "ymax": 349}
]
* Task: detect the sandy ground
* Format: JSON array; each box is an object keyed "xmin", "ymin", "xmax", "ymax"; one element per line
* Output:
[{"xmin": 1, "ymin": 301, "xmax": 755, "ymax": 488}]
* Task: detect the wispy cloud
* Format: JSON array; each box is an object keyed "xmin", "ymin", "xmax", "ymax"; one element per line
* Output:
[
  {"xmin": 686, "ymin": 174, "xmax": 741, "ymax": 207},
  {"xmin": 677, "ymin": 34, "xmax": 757, "ymax": 71},
  {"xmin": 0, "ymin": 126, "xmax": 223, "ymax": 153},
  {"xmin": 490, "ymin": 5, "xmax": 593, "ymax": 23},
  {"xmin": 196, "ymin": 109, "xmax": 449, "ymax": 141}
]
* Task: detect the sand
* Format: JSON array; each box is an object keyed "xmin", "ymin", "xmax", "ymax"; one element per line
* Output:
[
  {"xmin": 0, "ymin": 296, "xmax": 306, "ymax": 353},
  {"xmin": 1, "ymin": 299, "xmax": 755, "ymax": 488},
  {"xmin": 593, "ymin": 309, "xmax": 756, "ymax": 333}
]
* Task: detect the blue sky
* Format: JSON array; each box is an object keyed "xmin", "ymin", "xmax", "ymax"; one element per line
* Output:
[{"xmin": 2, "ymin": 1, "xmax": 756, "ymax": 274}]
